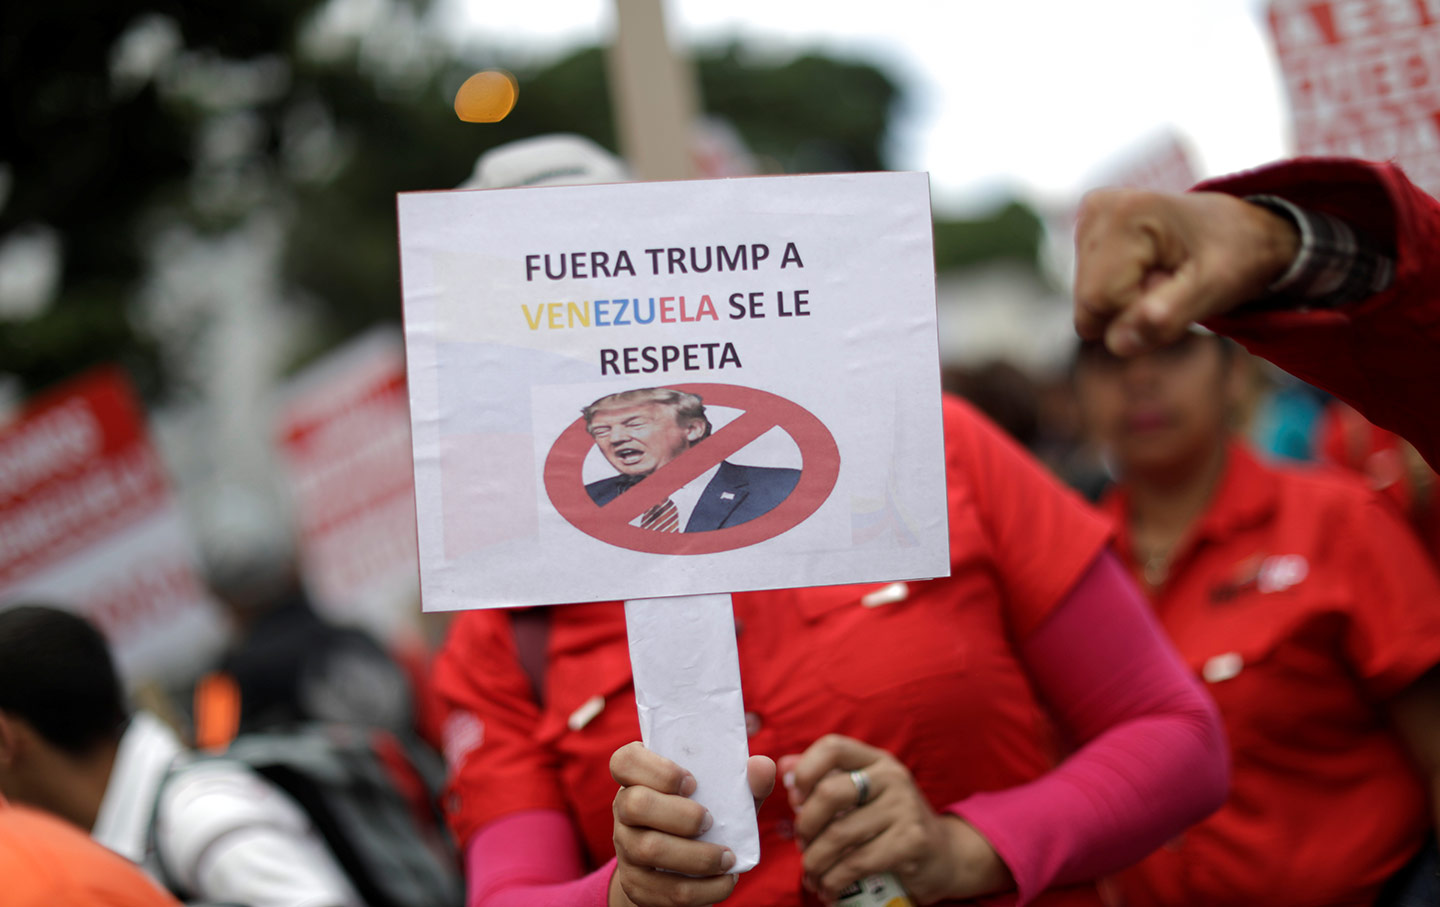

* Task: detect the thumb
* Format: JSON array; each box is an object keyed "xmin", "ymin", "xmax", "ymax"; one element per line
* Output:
[{"xmin": 747, "ymin": 755, "xmax": 777, "ymax": 808}]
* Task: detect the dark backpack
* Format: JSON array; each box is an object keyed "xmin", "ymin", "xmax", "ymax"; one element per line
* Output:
[{"xmin": 150, "ymin": 721, "xmax": 463, "ymax": 907}]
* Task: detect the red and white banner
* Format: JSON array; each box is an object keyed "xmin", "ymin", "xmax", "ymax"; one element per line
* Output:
[
  {"xmin": 1269, "ymin": 0, "xmax": 1440, "ymax": 196},
  {"xmin": 0, "ymin": 368, "xmax": 225, "ymax": 682},
  {"xmin": 277, "ymin": 329, "xmax": 420, "ymax": 641}
]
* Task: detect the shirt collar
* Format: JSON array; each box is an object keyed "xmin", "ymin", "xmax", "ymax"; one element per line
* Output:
[
  {"xmin": 91, "ymin": 711, "xmax": 183, "ymax": 863},
  {"xmin": 1101, "ymin": 442, "xmax": 1279, "ymax": 563}
]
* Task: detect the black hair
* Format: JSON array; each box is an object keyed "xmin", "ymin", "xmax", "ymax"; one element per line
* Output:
[{"xmin": 0, "ymin": 605, "xmax": 128, "ymax": 756}]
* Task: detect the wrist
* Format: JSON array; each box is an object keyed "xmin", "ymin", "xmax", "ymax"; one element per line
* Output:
[
  {"xmin": 1241, "ymin": 196, "xmax": 1303, "ymax": 291},
  {"xmin": 607, "ymin": 865, "xmax": 635, "ymax": 907},
  {"xmin": 940, "ymin": 815, "xmax": 1013, "ymax": 899},
  {"xmin": 1236, "ymin": 196, "xmax": 1302, "ymax": 295}
]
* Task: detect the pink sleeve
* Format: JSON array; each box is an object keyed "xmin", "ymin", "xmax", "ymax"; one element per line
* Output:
[
  {"xmin": 949, "ymin": 552, "xmax": 1229, "ymax": 905},
  {"xmin": 466, "ymin": 809, "xmax": 615, "ymax": 907}
]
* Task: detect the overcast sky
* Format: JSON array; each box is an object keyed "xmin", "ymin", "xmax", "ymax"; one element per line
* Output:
[{"xmin": 439, "ymin": 0, "xmax": 1292, "ymax": 212}]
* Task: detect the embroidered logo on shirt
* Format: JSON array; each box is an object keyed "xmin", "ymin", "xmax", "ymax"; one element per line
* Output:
[
  {"xmin": 1210, "ymin": 554, "xmax": 1309, "ymax": 601},
  {"xmin": 1202, "ymin": 652, "xmax": 1244, "ymax": 683},
  {"xmin": 1257, "ymin": 554, "xmax": 1308, "ymax": 593}
]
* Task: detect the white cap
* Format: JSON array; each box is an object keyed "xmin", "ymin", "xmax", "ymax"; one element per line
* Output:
[{"xmin": 460, "ymin": 133, "xmax": 631, "ymax": 190}]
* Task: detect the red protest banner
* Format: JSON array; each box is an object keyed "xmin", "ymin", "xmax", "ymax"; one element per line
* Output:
[
  {"xmin": 1268, "ymin": 0, "xmax": 1440, "ymax": 195},
  {"xmin": 0, "ymin": 367, "xmax": 168, "ymax": 586},
  {"xmin": 0, "ymin": 367, "xmax": 224, "ymax": 681}
]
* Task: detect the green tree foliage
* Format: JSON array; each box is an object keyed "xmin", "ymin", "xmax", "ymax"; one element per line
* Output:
[
  {"xmin": 933, "ymin": 201, "xmax": 1046, "ymax": 272},
  {"xmin": 2, "ymin": 6, "xmax": 1044, "ymax": 401}
]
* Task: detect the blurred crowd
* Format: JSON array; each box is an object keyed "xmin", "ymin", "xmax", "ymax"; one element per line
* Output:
[{"xmin": 3, "ymin": 133, "xmax": 1440, "ymax": 907}]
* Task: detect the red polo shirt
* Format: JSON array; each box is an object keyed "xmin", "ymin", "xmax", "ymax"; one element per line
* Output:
[
  {"xmin": 433, "ymin": 395, "xmax": 1113, "ymax": 906},
  {"xmin": 1102, "ymin": 444, "xmax": 1440, "ymax": 906}
]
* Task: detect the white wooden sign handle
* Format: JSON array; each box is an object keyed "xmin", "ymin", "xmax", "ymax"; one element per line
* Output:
[{"xmin": 625, "ymin": 593, "xmax": 760, "ymax": 872}]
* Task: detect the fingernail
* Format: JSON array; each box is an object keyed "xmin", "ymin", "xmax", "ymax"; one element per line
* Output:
[
  {"xmin": 782, "ymin": 771, "xmax": 796, "ymax": 791},
  {"xmin": 679, "ymin": 773, "xmax": 697, "ymax": 796},
  {"xmin": 720, "ymin": 850, "xmax": 736, "ymax": 872},
  {"xmin": 699, "ymin": 811, "xmax": 714, "ymax": 833}
]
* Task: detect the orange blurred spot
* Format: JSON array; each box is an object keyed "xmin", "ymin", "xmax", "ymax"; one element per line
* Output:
[
  {"xmin": 454, "ymin": 71, "xmax": 519, "ymax": 123},
  {"xmin": 193, "ymin": 671, "xmax": 241, "ymax": 751}
]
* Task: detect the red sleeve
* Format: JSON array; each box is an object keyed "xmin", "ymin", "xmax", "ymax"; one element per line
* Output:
[
  {"xmin": 950, "ymin": 553, "xmax": 1228, "ymax": 904},
  {"xmin": 465, "ymin": 811, "xmax": 613, "ymax": 907},
  {"xmin": 942, "ymin": 395, "xmax": 1113, "ymax": 639},
  {"xmin": 1338, "ymin": 490, "xmax": 1440, "ymax": 700},
  {"xmin": 1196, "ymin": 157, "xmax": 1440, "ymax": 471},
  {"xmin": 431, "ymin": 610, "xmax": 568, "ymax": 847}
]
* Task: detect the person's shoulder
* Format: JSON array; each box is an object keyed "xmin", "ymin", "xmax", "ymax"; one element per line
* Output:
[
  {"xmin": 939, "ymin": 391, "xmax": 1041, "ymax": 476},
  {"xmin": 0, "ymin": 805, "xmax": 181, "ymax": 907},
  {"xmin": 730, "ymin": 461, "xmax": 800, "ymax": 478},
  {"xmin": 585, "ymin": 473, "xmax": 624, "ymax": 503},
  {"xmin": 1262, "ymin": 454, "xmax": 1385, "ymax": 505},
  {"xmin": 724, "ymin": 461, "xmax": 800, "ymax": 490},
  {"xmin": 157, "ymin": 757, "xmax": 309, "ymax": 845}
]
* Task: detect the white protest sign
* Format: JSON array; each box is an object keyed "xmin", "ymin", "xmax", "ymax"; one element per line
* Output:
[
  {"xmin": 0, "ymin": 368, "xmax": 227, "ymax": 684},
  {"xmin": 1268, "ymin": 0, "xmax": 1440, "ymax": 196},
  {"xmin": 397, "ymin": 172, "xmax": 950, "ymax": 610},
  {"xmin": 276, "ymin": 328, "xmax": 420, "ymax": 642}
]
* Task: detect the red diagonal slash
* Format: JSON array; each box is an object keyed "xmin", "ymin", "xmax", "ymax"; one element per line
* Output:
[
  {"xmin": 543, "ymin": 383, "xmax": 839, "ymax": 555},
  {"xmin": 585, "ymin": 408, "xmax": 782, "ymax": 529}
]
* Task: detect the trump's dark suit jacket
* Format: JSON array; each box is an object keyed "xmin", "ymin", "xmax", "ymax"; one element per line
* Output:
[{"xmin": 585, "ymin": 460, "xmax": 801, "ymax": 531}]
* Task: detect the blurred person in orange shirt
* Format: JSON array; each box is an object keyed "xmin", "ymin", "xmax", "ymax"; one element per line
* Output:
[
  {"xmin": 0, "ymin": 793, "xmax": 182, "ymax": 907},
  {"xmin": 0, "ymin": 605, "xmax": 362, "ymax": 907}
]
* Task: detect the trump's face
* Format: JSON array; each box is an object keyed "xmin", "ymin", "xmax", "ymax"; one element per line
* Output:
[{"xmin": 586, "ymin": 402, "xmax": 705, "ymax": 477}]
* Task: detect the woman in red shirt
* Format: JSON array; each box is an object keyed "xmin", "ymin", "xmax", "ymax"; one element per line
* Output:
[
  {"xmin": 1074, "ymin": 330, "xmax": 1440, "ymax": 906},
  {"xmin": 433, "ymin": 396, "xmax": 1230, "ymax": 906}
]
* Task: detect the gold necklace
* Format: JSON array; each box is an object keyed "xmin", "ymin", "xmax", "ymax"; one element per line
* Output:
[{"xmin": 1134, "ymin": 541, "xmax": 1174, "ymax": 588}]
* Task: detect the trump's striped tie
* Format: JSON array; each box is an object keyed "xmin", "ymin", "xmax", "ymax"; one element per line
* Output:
[{"xmin": 640, "ymin": 499, "xmax": 681, "ymax": 532}]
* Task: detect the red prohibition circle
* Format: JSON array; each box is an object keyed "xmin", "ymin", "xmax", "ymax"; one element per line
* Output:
[{"xmin": 543, "ymin": 383, "xmax": 840, "ymax": 555}]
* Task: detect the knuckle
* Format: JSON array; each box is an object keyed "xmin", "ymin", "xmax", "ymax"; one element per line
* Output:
[
  {"xmin": 818, "ymin": 774, "xmax": 848, "ymax": 808},
  {"xmin": 611, "ymin": 742, "xmax": 636, "ymax": 781},
  {"xmin": 629, "ymin": 830, "xmax": 662, "ymax": 865},
  {"xmin": 662, "ymin": 763, "xmax": 686, "ymax": 792},
  {"xmin": 891, "ymin": 759, "xmax": 915, "ymax": 785},
  {"xmin": 614, "ymin": 789, "xmax": 638, "ymax": 825},
  {"xmin": 666, "ymin": 878, "xmax": 698, "ymax": 906},
  {"xmin": 900, "ymin": 821, "xmax": 926, "ymax": 852}
]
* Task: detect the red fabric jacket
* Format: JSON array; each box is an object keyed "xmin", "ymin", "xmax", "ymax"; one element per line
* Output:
[{"xmin": 1199, "ymin": 157, "xmax": 1440, "ymax": 470}]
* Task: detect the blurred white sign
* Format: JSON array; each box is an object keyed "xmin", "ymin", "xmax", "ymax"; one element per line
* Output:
[{"xmin": 276, "ymin": 328, "xmax": 420, "ymax": 641}]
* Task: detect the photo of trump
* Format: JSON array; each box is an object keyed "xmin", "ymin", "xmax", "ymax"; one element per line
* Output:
[{"xmin": 582, "ymin": 387, "xmax": 801, "ymax": 532}]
